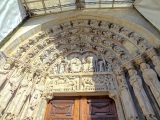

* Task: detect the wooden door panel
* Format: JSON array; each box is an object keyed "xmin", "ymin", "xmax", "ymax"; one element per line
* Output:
[
  {"xmin": 44, "ymin": 96, "xmax": 118, "ymax": 120},
  {"xmin": 45, "ymin": 97, "xmax": 79, "ymax": 120},
  {"xmin": 85, "ymin": 96, "xmax": 118, "ymax": 120}
]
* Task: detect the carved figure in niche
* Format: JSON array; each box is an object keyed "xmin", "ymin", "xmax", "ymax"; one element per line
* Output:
[
  {"xmin": 25, "ymin": 53, "xmax": 34, "ymax": 63},
  {"xmin": 100, "ymin": 21, "xmax": 110, "ymax": 28},
  {"xmin": 24, "ymin": 75, "xmax": 45, "ymax": 120},
  {"xmin": 73, "ymin": 20, "xmax": 83, "ymax": 26},
  {"xmin": 102, "ymin": 31, "xmax": 112, "ymax": 38},
  {"xmin": 62, "ymin": 22, "xmax": 71, "ymax": 29},
  {"xmin": 103, "ymin": 40, "xmax": 112, "ymax": 47},
  {"xmin": 115, "ymin": 67, "xmax": 138, "ymax": 120},
  {"xmin": 112, "ymin": 34, "xmax": 123, "ymax": 43},
  {"xmin": 82, "ymin": 58, "xmax": 89, "ymax": 72},
  {"xmin": 129, "ymin": 69, "xmax": 157, "ymax": 120},
  {"xmin": 106, "ymin": 62, "xmax": 113, "ymax": 72},
  {"xmin": 92, "ymin": 37, "xmax": 102, "ymax": 43},
  {"xmin": 0, "ymin": 59, "xmax": 14, "ymax": 87},
  {"xmin": 70, "ymin": 57, "xmax": 81, "ymax": 73},
  {"xmin": 131, "ymin": 50, "xmax": 140, "ymax": 58},
  {"xmin": 120, "ymin": 53, "xmax": 128, "ymax": 62},
  {"xmin": 0, "ymin": 63, "xmax": 25, "ymax": 116},
  {"xmin": 112, "ymin": 45, "xmax": 124, "ymax": 55},
  {"xmin": 96, "ymin": 46, "xmax": 105, "ymax": 54},
  {"xmin": 96, "ymin": 55, "xmax": 106, "ymax": 72},
  {"xmin": 85, "ymin": 43, "xmax": 93, "ymax": 50},
  {"xmin": 140, "ymin": 63, "xmax": 160, "ymax": 106},
  {"xmin": 110, "ymin": 24, "xmax": 121, "ymax": 32},
  {"xmin": 70, "ymin": 43, "xmax": 77, "ymax": 50},
  {"xmin": 6, "ymin": 68, "xmax": 35, "ymax": 119},
  {"xmin": 87, "ymin": 56, "xmax": 94, "ymax": 72},
  {"xmin": 13, "ymin": 47, "xmax": 25, "ymax": 58},
  {"xmin": 119, "ymin": 27, "xmax": 130, "ymax": 37},
  {"xmin": 108, "ymin": 75, "xmax": 115, "ymax": 89},
  {"xmin": 82, "ymin": 27, "xmax": 90, "ymax": 33},
  {"xmin": 90, "ymin": 20, "xmax": 100, "ymax": 27},
  {"xmin": 152, "ymin": 56, "xmax": 160, "ymax": 77},
  {"xmin": 138, "ymin": 40, "xmax": 150, "ymax": 52},
  {"xmin": 59, "ymin": 57, "xmax": 70, "ymax": 73}
]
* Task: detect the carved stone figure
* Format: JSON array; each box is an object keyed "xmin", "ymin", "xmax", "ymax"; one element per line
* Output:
[
  {"xmin": 100, "ymin": 21, "xmax": 110, "ymax": 28},
  {"xmin": 24, "ymin": 75, "xmax": 45, "ymax": 120},
  {"xmin": 0, "ymin": 63, "xmax": 25, "ymax": 116},
  {"xmin": 59, "ymin": 57, "xmax": 69, "ymax": 73},
  {"xmin": 129, "ymin": 69, "xmax": 157, "ymax": 120},
  {"xmin": 140, "ymin": 63, "xmax": 160, "ymax": 106},
  {"xmin": 96, "ymin": 55, "xmax": 106, "ymax": 72},
  {"xmin": 6, "ymin": 68, "xmax": 35, "ymax": 119},
  {"xmin": 152, "ymin": 56, "xmax": 160, "ymax": 77},
  {"xmin": 70, "ymin": 57, "xmax": 81, "ymax": 73},
  {"xmin": 115, "ymin": 67, "xmax": 138, "ymax": 120},
  {"xmin": 0, "ymin": 62, "xmax": 13, "ymax": 87},
  {"xmin": 87, "ymin": 56, "xmax": 94, "ymax": 72},
  {"xmin": 138, "ymin": 40, "xmax": 150, "ymax": 52}
]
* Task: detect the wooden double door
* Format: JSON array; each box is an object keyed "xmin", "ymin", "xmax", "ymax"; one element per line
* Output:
[{"xmin": 44, "ymin": 96, "xmax": 118, "ymax": 120}]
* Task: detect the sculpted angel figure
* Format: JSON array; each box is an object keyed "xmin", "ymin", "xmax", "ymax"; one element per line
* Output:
[
  {"xmin": 129, "ymin": 69, "xmax": 157, "ymax": 120},
  {"xmin": 140, "ymin": 63, "xmax": 160, "ymax": 106}
]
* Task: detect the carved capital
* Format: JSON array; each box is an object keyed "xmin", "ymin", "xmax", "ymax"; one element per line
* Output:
[
  {"xmin": 146, "ymin": 48, "xmax": 157, "ymax": 59},
  {"xmin": 125, "ymin": 62, "xmax": 135, "ymax": 70},
  {"xmin": 109, "ymin": 90, "xmax": 118, "ymax": 100},
  {"xmin": 134, "ymin": 55, "xmax": 145, "ymax": 65},
  {"xmin": 43, "ymin": 93, "xmax": 54, "ymax": 100}
]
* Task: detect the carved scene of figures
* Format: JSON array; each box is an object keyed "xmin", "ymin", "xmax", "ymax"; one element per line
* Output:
[
  {"xmin": 49, "ymin": 52, "xmax": 113, "ymax": 74},
  {"xmin": 81, "ymin": 75, "xmax": 116, "ymax": 91}
]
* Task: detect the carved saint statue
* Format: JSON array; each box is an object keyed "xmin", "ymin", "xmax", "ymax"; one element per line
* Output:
[
  {"xmin": 96, "ymin": 55, "xmax": 106, "ymax": 72},
  {"xmin": 0, "ymin": 63, "xmax": 25, "ymax": 116},
  {"xmin": 140, "ymin": 63, "xmax": 160, "ymax": 107},
  {"xmin": 59, "ymin": 57, "xmax": 69, "ymax": 73},
  {"xmin": 24, "ymin": 75, "xmax": 45, "ymax": 120},
  {"xmin": 6, "ymin": 68, "xmax": 35, "ymax": 119},
  {"xmin": 115, "ymin": 68, "xmax": 138, "ymax": 120},
  {"xmin": 152, "ymin": 56, "xmax": 160, "ymax": 77},
  {"xmin": 129, "ymin": 69, "xmax": 157, "ymax": 120}
]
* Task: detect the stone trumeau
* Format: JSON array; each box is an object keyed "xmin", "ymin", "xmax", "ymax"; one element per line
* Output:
[{"xmin": 0, "ymin": 10, "xmax": 160, "ymax": 120}]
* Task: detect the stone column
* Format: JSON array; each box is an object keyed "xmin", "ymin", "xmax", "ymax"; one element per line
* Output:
[
  {"xmin": 37, "ymin": 93, "xmax": 54, "ymax": 120},
  {"xmin": 114, "ymin": 67, "xmax": 139, "ymax": 120},
  {"xmin": 146, "ymin": 48, "xmax": 160, "ymax": 77},
  {"xmin": 134, "ymin": 56, "xmax": 160, "ymax": 107},
  {"xmin": 109, "ymin": 91, "xmax": 125, "ymax": 120},
  {"xmin": 126, "ymin": 63, "xmax": 157, "ymax": 120}
]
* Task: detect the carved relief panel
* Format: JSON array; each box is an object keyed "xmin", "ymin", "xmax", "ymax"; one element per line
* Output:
[
  {"xmin": 49, "ymin": 52, "xmax": 113, "ymax": 74},
  {"xmin": 45, "ymin": 74, "xmax": 117, "ymax": 93}
]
